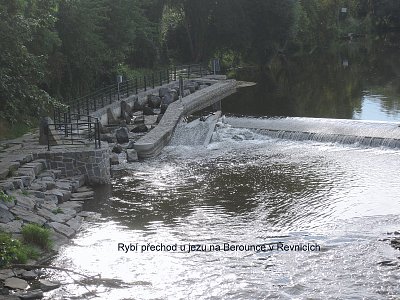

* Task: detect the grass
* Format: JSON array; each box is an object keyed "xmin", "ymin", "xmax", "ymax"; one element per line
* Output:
[
  {"xmin": 52, "ymin": 208, "xmax": 63, "ymax": 214},
  {"xmin": 21, "ymin": 224, "xmax": 53, "ymax": 250},
  {"xmin": 20, "ymin": 190, "xmax": 30, "ymax": 196},
  {"xmin": 0, "ymin": 191, "xmax": 15, "ymax": 203},
  {"xmin": 0, "ymin": 232, "xmax": 38, "ymax": 267}
]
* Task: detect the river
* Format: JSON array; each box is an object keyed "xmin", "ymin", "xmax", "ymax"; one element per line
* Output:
[{"xmin": 45, "ymin": 39, "xmax": 400, "ymax": 299}]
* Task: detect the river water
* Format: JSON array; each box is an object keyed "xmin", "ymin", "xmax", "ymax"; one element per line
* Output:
[{"xmin": 45, "ymin": 41, "xmax": 400, "ymax": 299}]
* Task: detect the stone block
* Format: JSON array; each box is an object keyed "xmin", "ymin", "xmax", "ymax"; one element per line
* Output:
[
  {"xmin": 127, "ymin": 149, "xmax": 139, "ymax": 163},
  {"xmin": 36, "ymin": 208, "xmax": 64, "ymax": 223},
  {"xmin": 0, "ymin": 206, "xmax": 15, "ymax": 223},
  {"xmin": 47, "ymin": 222, "xmax": 76, "ymax": 238},
  {"xmin": 0, "ymin": 181, "xmax": 15, "ymax": 191},
  {"xmin": 0, "ymin": 220, "xmax": 22, "ymax": 233},
  {"xmin": 4, "ymin": 277, "xmax": 28, "ymax": 290},
  {"xmin": 23, "ymin": 162, "xmax": 44, "ymax": 176},
  {"xmin": 9, "ymin": 206, "xmax": 46, "ymax": 225},
  {"xmin": 12, "ymin": 193, "xmax": 35, "ymax": 210},
  {"xmin": 14, "ymin": 176, "xmax": 32, "ymax": 187}
]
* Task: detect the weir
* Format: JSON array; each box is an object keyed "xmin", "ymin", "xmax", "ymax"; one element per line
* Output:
[
  {"xmin": 134, "ymin": 79, "xmax": 237, "ymax": 158},
  {"xmin": 225, "ymin": 116, "xmax": 400, "ymax": 148}
]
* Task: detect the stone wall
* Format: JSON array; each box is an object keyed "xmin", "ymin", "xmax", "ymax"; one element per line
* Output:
[{"xmin": 34, "ymin": 147, "xmax": 111, "ymax": 185}]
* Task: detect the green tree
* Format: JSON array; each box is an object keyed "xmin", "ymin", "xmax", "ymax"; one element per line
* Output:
[
  {"xmin": 56, "ymin": 0, "xmax": 109, "ymax": 98},
  {"xmin": 0, "ymin": 0, "xmax": 56, "ymax": 124}
]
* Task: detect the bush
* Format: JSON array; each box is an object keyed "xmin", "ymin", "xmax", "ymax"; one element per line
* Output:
[
  {"xmin": 0, "ymin": 232, "xmax": 38, "ymax": 267},
  {"xmin": 22, "ymin": 224, "xmax": 52, "ymax": 250}
]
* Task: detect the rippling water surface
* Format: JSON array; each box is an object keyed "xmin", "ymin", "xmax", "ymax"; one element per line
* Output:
[{"xmin": 46, "ymin": 123, "xmax": 400, "ymax": 299}]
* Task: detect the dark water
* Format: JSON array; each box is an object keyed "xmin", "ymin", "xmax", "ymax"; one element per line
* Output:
[
  {"xmin": 223, "ymin": 39, "xmax": 400, "ymax": 122},
  {"xmin": 45, "ymin": 40, "xmax": 400, "ymax": 299}
]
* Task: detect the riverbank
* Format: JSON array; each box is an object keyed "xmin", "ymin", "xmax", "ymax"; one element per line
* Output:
[{"xmin": 0, "ymin": 131, "xmax": 100, "ymax": 299}]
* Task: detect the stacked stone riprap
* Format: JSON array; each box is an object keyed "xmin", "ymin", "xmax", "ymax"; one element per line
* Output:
[{"xmin": 0, "ymin": 152, "xmax": 100, "ymax": 298}]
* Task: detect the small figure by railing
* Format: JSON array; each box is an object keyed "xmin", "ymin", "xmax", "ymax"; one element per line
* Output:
[{"xmin": 46, "ymin": 113, "xmax": 101, "ymax": 151}]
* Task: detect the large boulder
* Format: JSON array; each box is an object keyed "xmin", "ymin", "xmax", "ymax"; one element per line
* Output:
[
  {"xmin": 120, "ymin": 101, "xmax": 132, "ymax": 119},
  {"xmin": 170, "ymin": 89, "xmax": 179, "ymax": 101},
  {"xmin": 159, "ymin": 87, "xmax": 171, "ymax": 98},
  {"xmin": 115, "ymin": 127, "xmax": 129, "ymax": 144},
  {"xmin": 147, "ymin": 95, "xmax": 161, "ymax": 109},
  {"xmin": 0, "ymin": 206, "xmax": 14, "ymax": 223},
  {"xmin": 107, "ymin": 108, "xmax": 118, "ymax": 125}
]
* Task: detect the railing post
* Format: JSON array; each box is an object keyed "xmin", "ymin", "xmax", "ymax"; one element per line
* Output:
[
  {"xmin": 135, "ymin": 78, "xmax": 138, "ymax": 94},
  {"xmin": 86, "ymin": 98, "xmax": 89, "ymax": 115},
  {"xmin": 144, "ymin": 75, "xmax": 147, "ymax": 91},
  {"xmin": 96, "ymin": 119, "xmax": 101, "ymax": 148},
  {"xmin": 93, "ymin": 97, "xmax": 97, "ymax": 112},
  {"xmin": 109, "ymin": 88, "xmax": 112, "ymax": 104},
  {"xmin": 152, "ymin": 73, "xmax": 155, "ymax": 89},
  {"xmin": 57, "ymin": 110, "xmax": 61, "ymax": 130},
  {"xmin": 64, "ymin": 113, "xmax": 68, "ymax": 137},
  {"xmin": 46, "ymin": 124, "xmax": 50, "ymax": 151},
  {"xmin": 88, "ymin": 118, "xmax": 92, "ymax": 141},
  {"xmin": 159, "ymin": 71, "xmax": 162, "ymax": 86},
  {"xmin": 77, "ymin": 99, "xmax": 81, "ymax": 115}
]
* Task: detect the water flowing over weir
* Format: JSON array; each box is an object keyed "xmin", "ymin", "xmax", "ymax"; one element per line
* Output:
[{"xmin": 224, "ymin": 116, "xmax": 400, "ymax": 148}]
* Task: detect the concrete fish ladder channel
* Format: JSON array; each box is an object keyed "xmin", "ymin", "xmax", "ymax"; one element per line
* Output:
[{"xmin": 134, "ymin": 79, "xmax": 237, "ymax": 158}]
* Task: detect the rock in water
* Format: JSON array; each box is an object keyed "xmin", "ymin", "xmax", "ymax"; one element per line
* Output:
[
  {"xmin": 115, "ymin": 127, "xmax": 129, "ymax": 144},
  {"xmin": 39, "ymin": 279, "xmax": 61, "ymax": 292},
  {"xmin": 126, "ymin": 149, "xmax": 139, "ymax": 163},
  {"xmin": 4, "ymin": 277, "xmax": 28, "ymax": 290}
]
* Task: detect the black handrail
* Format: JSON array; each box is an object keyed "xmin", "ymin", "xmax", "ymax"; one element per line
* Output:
[
  {"xmin": 46, "ymin": 113, "xmax": 101, "ymax": 151},
  {"xmin": 56, "ymin": 64, "xmax": 211, "ymax": 116}
]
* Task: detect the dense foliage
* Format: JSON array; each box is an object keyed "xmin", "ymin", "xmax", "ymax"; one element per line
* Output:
[{"xmin": 0, "ymin": 0, "xmax": 399, "ymax": 125}]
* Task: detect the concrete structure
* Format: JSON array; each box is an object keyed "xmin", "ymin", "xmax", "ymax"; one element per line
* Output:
[{"xmin": 134, "ymin": 79, "xmax": 236, "ymax": 158}]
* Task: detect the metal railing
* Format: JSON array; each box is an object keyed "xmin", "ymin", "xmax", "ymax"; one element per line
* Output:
[
  {"xmin": 59, "ymin": 64, "xmax": 211, "ymax": 116},
  {"xmin": 46, "ymin": 113, "xmax": 101, "ymax": 151},
  {"xmin": 46, "ymin": 64, "xmax": 211, "ymax": 150}
]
